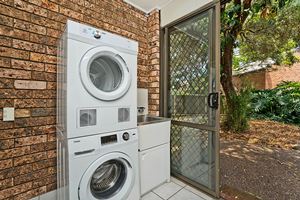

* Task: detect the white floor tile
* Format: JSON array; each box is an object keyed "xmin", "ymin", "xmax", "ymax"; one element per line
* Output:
[
  {"xmin": 185, "ymin": 185, "xmax": 215, "ymax": 200},
  {"xmin": 169, "ymin": 188, "xmax": 205, "ymax": 200},
  {"xmin": 170, "ymin": 177, "xmax": 186, "ymax": 187},
  {"xmin": 141, "ymin": 192, "xmax": 163, "ymax": 200},
  {"xmin": 153, "ymin": 182, "xmax": 182, "ymax": 199}
]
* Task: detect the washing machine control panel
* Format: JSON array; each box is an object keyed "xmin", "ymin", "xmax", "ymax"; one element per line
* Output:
[{"xmin": 69, "ymin": 129, "xmax": 137, "ymax": 158}]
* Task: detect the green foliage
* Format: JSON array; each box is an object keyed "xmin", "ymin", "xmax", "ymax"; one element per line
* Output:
[
  {"xmin": 237, "ymin": 3, "xmax": 300, "ymax": 66},
  {"xmin": 223, "ymin": 85, "xmax": 253, "ymax": 132},
  {"xmin": 251, "ymin": 81, "xmax": 300, "ymax": 124},
  {"xmin": 221, "ymin": 0, "xmax": 300, "ymax": 131}
]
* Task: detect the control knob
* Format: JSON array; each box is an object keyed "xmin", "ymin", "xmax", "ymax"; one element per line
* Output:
[
  {"xmin": 122, "ymin": 132, "xmax": 130, "ymax": 141},
  {"xmin": 94, "ymin": 30, "xmax": 101, "ymax": 39}
]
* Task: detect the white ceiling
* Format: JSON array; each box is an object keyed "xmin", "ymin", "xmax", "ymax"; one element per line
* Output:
[{"xmin": 124, "ymin": 0, "xmax": 173, "ymax": 13}]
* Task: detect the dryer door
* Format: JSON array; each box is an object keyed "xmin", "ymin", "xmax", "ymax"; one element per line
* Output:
[
  {"xmin": 79, "ymin": 152, "xmax": 134, "ymax": 200},
  {"xmin": 80, "ymin": 46, "xmax": 131, "ymax": 101}
]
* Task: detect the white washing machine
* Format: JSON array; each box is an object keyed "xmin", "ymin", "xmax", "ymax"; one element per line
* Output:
[
  {"xmin": 57, "ymin": 129, "xmax": 140, "ymax": 200},
  {"xmin": 57, "ymin": 20, "xmax": 138, "ymax": 139}
]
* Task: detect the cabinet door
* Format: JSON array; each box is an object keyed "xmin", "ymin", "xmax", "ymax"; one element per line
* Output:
[{"xmin": 140, "ymin": 144, "xmax": 170, "ymax": 195}]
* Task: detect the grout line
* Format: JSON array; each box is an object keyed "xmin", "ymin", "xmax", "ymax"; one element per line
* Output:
[
  {"xmin": 151, "ymin": 181, "xmax": 184, "ymax": 200},
  {"xmin": 152, "ymin": 190, "xmax": 166, "ymax": 199},
  {"xmin": 167, "ymin": 187, "xmax": 185, "ymax": 200},
  {"xmin": 152, "ymin": 192, "xmax": 165, "ymax": 200}
]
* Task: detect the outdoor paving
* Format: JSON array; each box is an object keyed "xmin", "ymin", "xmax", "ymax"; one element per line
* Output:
[{"xmin": 220, "ymin": 139, "xmax": 300, "ymax": 200}]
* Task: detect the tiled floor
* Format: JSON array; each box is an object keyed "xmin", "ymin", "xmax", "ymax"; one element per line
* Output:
[
  {"xmin": 31, "ymin": 177, "xmax": 215, "ymax": 200},
  {"xmin": 142, "ymin": 177, "xmax": 216, "ymax": 200}
]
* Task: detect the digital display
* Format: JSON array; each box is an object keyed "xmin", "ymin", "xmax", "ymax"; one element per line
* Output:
[{"xmin": 101, "ymin": 134, "xmax": 117, "ymax": 145}]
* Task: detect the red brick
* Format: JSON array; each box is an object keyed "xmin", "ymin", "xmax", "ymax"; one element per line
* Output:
[
  {"xmin": 14, "ymin": 19, "xmax": 46, "ymax": 35},
  {"xmin": 59, "ymin": 6, "xmax": 83, "ymax": 20},
  {"xmin": 14, "ymin": 117, "xmax": 52, "ymax": 128},
  {"xmin": 15, "ymin": 109, "xmax": 31, "ymax": 118},
  {"xmin": 32, "ymin": 158, "xmax": 56, "ymax": 171},
  {"xmin": 0, "ymin": 4, "xmax": 31, "ymax": 21},
  {"xmin": 15, "ymin": 135, "xmax": 47, "ymax": 147},
  {"xmin": 47, "ymin": 82, "xmax": 56, "ymax": 89},
  {"xmin": 11, "ymin": 59, "xmax": 44, "ymax": 71},
  {"xmin": 14, "ymin": 0, "xmax": 48, "ymax": 17},
  {"xmin": 0, "ymin": 78, "xmax": 14, "ymax": 89},
  {"xmin": 0, "ymin": 68, "xmax": 31, "ymax": 79},
  {"xmin": 0, "ymin": 24, "xmax": 30, "ymax": 40},
  {"xmin": 0, "ymin": 146, "xmax": 31, "ymax": 160},
  {"xmin": 0, "ymin": 57, "xmax": 10, "ymax": 68},
  {"xmin": 0, "ymin": 89, "xmax": 32, "ymax": 98},
  {"xmin": 0, "ymin": 128, "xmax": 31, "ymax": 140},
  {"xmin": 0, "ymin": 178, "xmax": 13, "ymax": 190},
  {"xmin": 30, "ymin": 52, "xmax": 56, "ymax": 64},
  {"xmin": 14, "ymin": 186, "xmax": 46, "ymax": 200},
  {"xmin": 0, "ymin": 139, "xmax": 14, "ymax": 150},
  {"xmin": 0, "ymin": 163, "xmax": 33, "ymax": 180},
  {"xmin": 14, "ymin": 99, "xmax": 48, "ymax": 108},
  {"xmin": 0, "ymin": 36, "xmax": 12, "ymax": 47},
  {"xmin": 0, "ymin": 182, "xmax": 32, "ymax": 199},
  {"xmin": 12, "ymin": 39, "xmax": 45, "ymax": 53},
  {"xmin": 0, "ymin": 159, "xmax": 13, "ymax": 170},
  {"xmin": 13, "ymin": 152, "xmax": 47, "ymax": 166},
  {"xmin": 32, "ymin": 125, "xmax": 56, "ymax": 135},
  {"xmin": 0, "ymin": 47, "xmax": 29, "ymax": 59},
  {"xmin": 28, "ymin": 0, "xmax": 59, "ymax": 12},
  {"xmin": 31, "ymin": 108, "xmax": 55, "ymax": 117},
  {"xmin": 13, "ymin": 168, "xmax": 48, "ymax": 185}
]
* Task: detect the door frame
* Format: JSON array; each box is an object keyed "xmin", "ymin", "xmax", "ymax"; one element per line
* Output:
[{"xmin": 159, "ymin": 1, "xmax": 221, "ymax": 198}]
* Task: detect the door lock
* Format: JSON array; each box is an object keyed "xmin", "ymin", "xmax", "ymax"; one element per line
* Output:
[{"xmin": 208, "ymin": 92, "xmax": 219, "ymax": 109}]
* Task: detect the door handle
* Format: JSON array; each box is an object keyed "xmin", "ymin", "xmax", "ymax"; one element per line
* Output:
[
  {"xmin": 208, "ymin": 92, "xmax": 219, "ymax": 109},
  {"xmin": 74, "ymin": 149, "xmax": 95, "ymax": 156}
]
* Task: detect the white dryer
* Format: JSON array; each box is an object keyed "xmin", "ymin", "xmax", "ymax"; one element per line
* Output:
[
  {"xmin": 57, "ymin": 20, "xmax": 138, "ymax": 139},
  {"xmin": 57, "ymin": 129, "xmax": 140, "ymax": 200}
]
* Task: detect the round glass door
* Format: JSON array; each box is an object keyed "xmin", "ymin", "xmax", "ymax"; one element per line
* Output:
[
  {"xmin": 79, "ymin": 153, "xmax": 134, "ymax": 200},
  {"xmin": 80, "ymin": 47, "xmax": 131, "ymax": 101},
  {"xmin": 90, "ymin": 160, "xmax": 126, "ymax": 199}
]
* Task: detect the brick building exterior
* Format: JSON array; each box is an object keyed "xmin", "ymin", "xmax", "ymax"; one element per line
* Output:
[
  {"xmin": 233, "ymin": 63, "xmax": 300, "ymax": 90},
  {"xmin": 0, "ymin": 0, "xmax": 160, "ymax": 199}
]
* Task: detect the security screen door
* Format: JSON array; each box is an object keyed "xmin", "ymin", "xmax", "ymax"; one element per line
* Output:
[{"xmin": 161, "ymin": 2, "xmax": 220, "ymax": 197}]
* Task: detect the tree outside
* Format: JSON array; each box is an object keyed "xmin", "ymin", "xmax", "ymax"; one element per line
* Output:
[{"xmin": 220, "ymin": 0, "xmax": 300, "ymax": 131}]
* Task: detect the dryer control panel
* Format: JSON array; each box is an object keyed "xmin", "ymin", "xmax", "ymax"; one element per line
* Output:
[{"xmin": 66, "ymin": 20, "xmax": 138, "ymax": 53}]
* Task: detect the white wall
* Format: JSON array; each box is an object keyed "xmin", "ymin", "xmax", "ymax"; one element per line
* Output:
[{"xmin": 161, "ymin": 0, "xmax": 213, "ymax": 27}]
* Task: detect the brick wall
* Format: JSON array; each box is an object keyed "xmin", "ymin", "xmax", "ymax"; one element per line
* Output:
[
  {"xmin": 147, "ymin": 10, "xmax": 160, "ymax": 116},
  {"xmin": 233, "ymin": 63, "xmax": 300, "ymax": 90},
  {"xmin": 0, "ymin": 0, "xmax": 160, "ymax": 199},
  {"xmin": 265, "ymin": 63, "xmax": 300, "ymax": 89}
]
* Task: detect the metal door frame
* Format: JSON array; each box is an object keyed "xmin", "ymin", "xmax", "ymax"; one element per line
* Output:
[{"xmin": 160, "ymin": 1, "xmax": 221, "ymax": 198}]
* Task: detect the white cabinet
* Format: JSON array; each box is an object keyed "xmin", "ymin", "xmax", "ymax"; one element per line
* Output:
[
  {"xmin": 138, "ymin": 119, "xmax": 171, "ymax": 196},
  {"xmin": 139, "ymin": 144, "xmax": 170, "ymax": 195}
]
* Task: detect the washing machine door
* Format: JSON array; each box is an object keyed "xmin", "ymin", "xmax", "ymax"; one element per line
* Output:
[
  {"xmin": 79, "ymin": 152, "xmax": 134, "ymax": 200},
  {"xmin": 80, "ymin": 46, "xmax": 131, "ymax": 101}
]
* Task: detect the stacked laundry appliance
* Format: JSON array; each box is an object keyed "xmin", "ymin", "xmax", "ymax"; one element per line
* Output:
[{"xmin": 56, "ymin": 20, "xmax": 140, "ymax": 200}]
